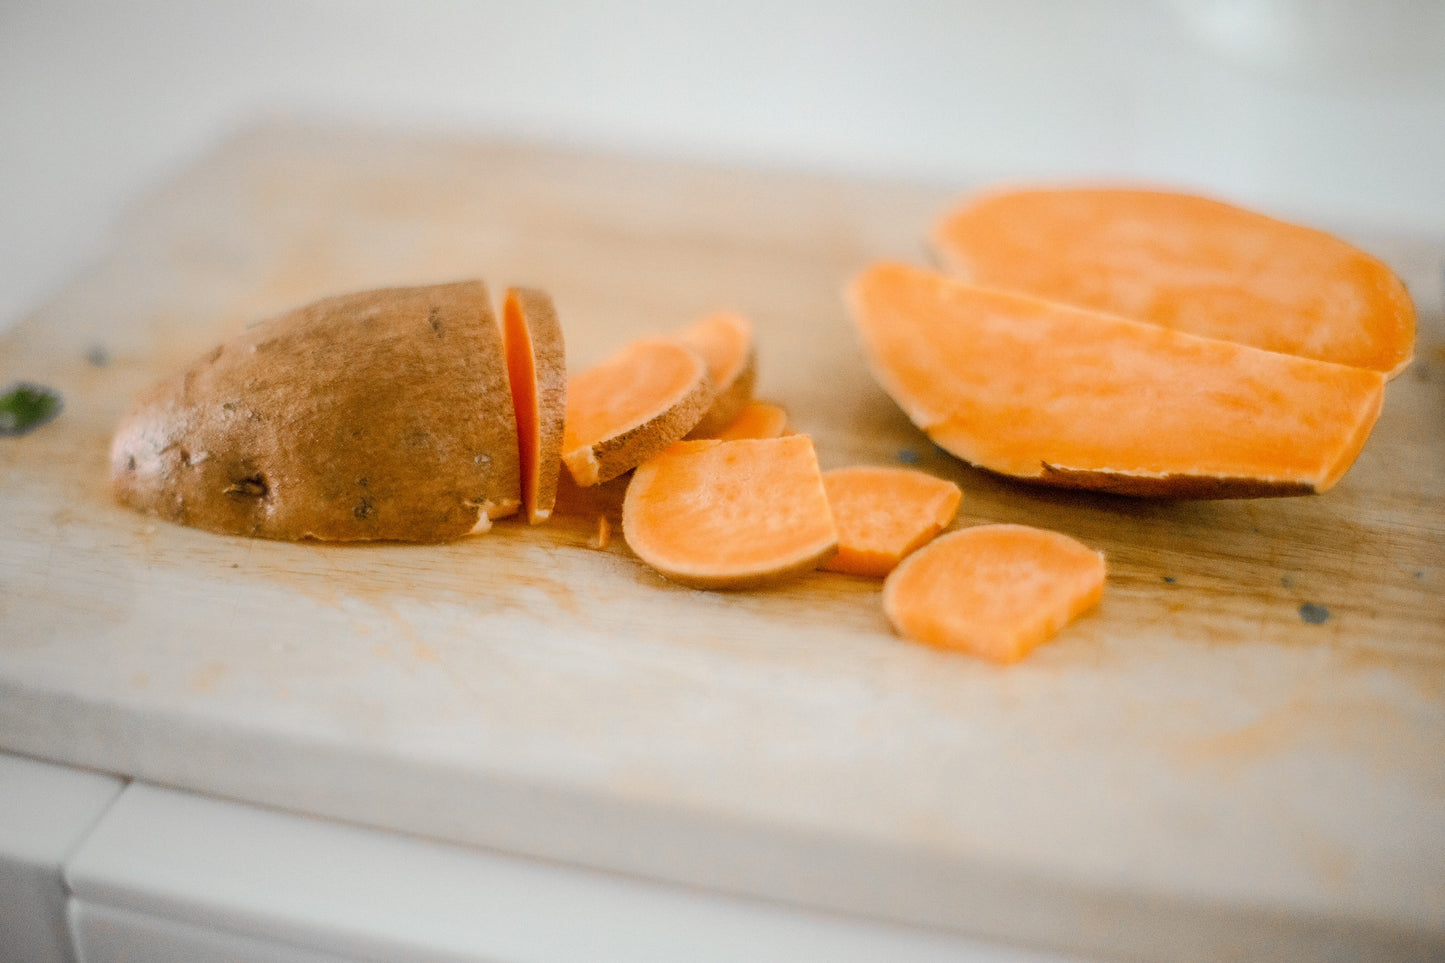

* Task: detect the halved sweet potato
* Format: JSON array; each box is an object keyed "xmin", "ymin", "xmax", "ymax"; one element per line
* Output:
[
  {"xmin": 883, "ymin": 524, "xmax": 1105, "ymax": 663},
  {"xmin": 848, "ymin": 262, "xmax": 1386, "ymax": 498},
  {"xmin": 621, "ymin": 435, "xmax": 838, "ymax": 589},
  {"xmin": 110, "ymin": 280, "xmax": 521, "ymax": 541},
  {"xmin": 677, "ymin": 312, "xmax": 757, "ymax": 437},
  {"xmin": 562, "ymin": 338, "xmax": 714, "ymax": 486},
  {"xmin": 931, "ymin": 187, "xmax": 1416, "ymax": 377}
]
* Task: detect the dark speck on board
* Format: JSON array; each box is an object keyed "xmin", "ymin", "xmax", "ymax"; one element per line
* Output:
[
  {"xmin": 896, "ymin": 449, "xmax": 920, "ymax": 465},
  {"xmin": 1162, "ymin": 576, "xmax": 1176, "ymax": 584},
  {"xmin": 1299, "ymin": 602, "xmax": 1330, "ymax": 625},
  {"xmin": 86, "ymin": 345, "xmax": 110, "ymax": 367}
]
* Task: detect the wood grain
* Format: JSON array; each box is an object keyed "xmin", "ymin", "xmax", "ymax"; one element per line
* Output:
[{"xmin": 1, "ymin": 124, "xmax": 1441, "ymax": 960}]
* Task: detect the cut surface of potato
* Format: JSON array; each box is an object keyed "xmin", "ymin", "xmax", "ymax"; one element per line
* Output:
[
  {"xmin": 504, "ymin": 287, "xmax": 567, "ymax": 524},
  {"xmin": 562, "ymin": 338, "xmax": 714, "ymax": 486},
  {"xmin": 882, "ymin": 524, "xmax": 1105, "ymax": 663},
  {"xmin": 622, "ymin": 436, "xmax": 837, "ymax": 589},
  {"xmin": 849, "ymin": 262, "xmax": 1386, "ymax": 498},
  {"xmin": 932, "ymin": 187, "xmax": 1415, "ymax": 376},
  {"xmin": 821, "ymin": 465, "xmax": 961, "ymax": 577},
  {"xmin": 110, "ymin": 280, "xmax": 521, "ymax": 541}
]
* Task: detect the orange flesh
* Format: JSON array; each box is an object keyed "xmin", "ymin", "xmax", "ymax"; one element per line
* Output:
[
  {"xmin": 716, "ymin": 402, "xmax": 788, "ymax": 441},
  {"xmin": 932, "ymin": 187, "xmax": 1415, "ymax": 376},
  {"xmin": 882, "ymin": 524, "xmax": 1105, "ymax": 663},
  {"xmin": 503, "ymin": 288, "xmax": 566, "ymax": 524},
  {"xmin": 820, "ymin": 466, "xmax": 962, "ymax": 577},
  {"xmin": 678, "ymin": 312, "xmax": 756, "ymax": 436},
  {"xmin": 849, "ymin": 263, "xmax": 1386, "ymax": 496},
  {"xmin": 678, "ymin": 311, "xmax": 753, "ymax": 393},
  {"xmin": 562, "ymin": 339, "xmax": 709, "ymax": 481},
  {"xmin": 621, "ymin": 436, "xmax": 838, "ymax": 589}
]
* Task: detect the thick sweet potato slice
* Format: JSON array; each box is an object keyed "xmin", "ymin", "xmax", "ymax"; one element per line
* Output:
[
  {"xmin": 562, "ymin": 339, "xmax": 714, "ymax": 486},
  {"xmin": 883, "ymin": 524, "xmax": 1105, "ymax": 663},
  {"xmin": 110, "ymin": 281, "xmax": 521, "ymax": 541},
  {"xmin": 678, "ymin": 312, "xmax": 757, "ymax": 437},
  {"xmin": 821, "ymin": 466, "xmax": 962, "ymax": 577},
  {"xmin": 932, "ymin": 187, "xmax": 1415, "ymax": 376},
  {"xmin": 716, "ymin": 401, "xmax": 789, "ymax": 441},
  {"xmin": 621, "ymin": 436, "xmax": 838, "ymax": 589},
  {"xmin": 848, "ymin": 263, "xmax": 1386, "ymax": 498},
  {"xmin": 503, "ymin": 287, "xmax": 567, "ymax": 523}
]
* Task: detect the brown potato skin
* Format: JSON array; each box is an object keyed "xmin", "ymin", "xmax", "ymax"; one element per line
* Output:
[{"xmin": 110, "ymin": 281, "xmax": 521, "ymax": 542}]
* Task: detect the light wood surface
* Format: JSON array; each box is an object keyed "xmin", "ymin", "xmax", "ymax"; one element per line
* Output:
[{"xmin": 1, "ymin": 125, "xmax": 1441, "ymax": 960}]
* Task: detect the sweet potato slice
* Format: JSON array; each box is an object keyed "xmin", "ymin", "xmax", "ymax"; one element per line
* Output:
[
  {"xmin": 503, "ymin": 287, "xmax": 567, "ymax": 523},
  {"xmin": 932, "ymin": 187, "xmax": 1415, "ymax": 376},
  {"xmin": 820, "ymin": 466, "xmax": 962, "ymax": 577},
  {"xmin": 677, "ymin": 312, "xmax": 757, "ymax": 437},
  {"xmin": 621, "ymin": 435, "xmax": 838, "ymax": 589},
  {"xmin": 848, "ymin": 262, "xmax": 1386, "ymax": 498},
  {"xmin": 110, "ymin": 280, "xmax": 521, "ymax": 541},
  {"xmin": 882, "ymin": 524, "xmax": 1105, "ymax": 663},
  {"xmin": 562, "ymin": 339, "xmax": 714, "ymax": 486},
  {"xmin": 716, "ymin": 401, "xmax": 789, "ymax": 441}
]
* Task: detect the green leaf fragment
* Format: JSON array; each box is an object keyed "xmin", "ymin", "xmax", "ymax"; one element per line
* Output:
[{"xmin": 0, "ymin": 382, "xmax": 63, "ymax": 436}]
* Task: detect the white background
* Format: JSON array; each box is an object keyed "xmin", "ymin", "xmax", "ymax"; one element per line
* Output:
[{"xmin": 2, "ymin": 0, "xmax": 1443, "ymax": 329}]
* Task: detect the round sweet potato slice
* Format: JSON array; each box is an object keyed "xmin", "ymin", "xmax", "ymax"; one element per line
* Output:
[
  {"xmin": 562, "ymin": 338, "xmax": 714, "ymax": 486},
  {"xmin": 820, "ymin": 465, "xmax": 962, "ymax": 577},
  {"xmin": 883, "ymin": 524, "xmax": 1105, "ymax": 663},
  {"xmin": 677, "ymin": 312, "xmax": 757, "ymax": 438},
  {"xmin": 621, "ymin": 436, "xmax": 838, "ymax": 589}
]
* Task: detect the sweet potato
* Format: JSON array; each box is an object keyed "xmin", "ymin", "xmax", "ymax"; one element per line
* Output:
[
  {"xmin": 848, "ymin": 262, "xmax": 1386, "ymax": 498},
  {"xmin": 678, "ymin": 312, "xmax": 757, "ymax": 437},
  {"xmin": 621, "ymin": 435, "xmax": 838, "ymax": 589},
  {"xmin": 562, "ymin": 338, "xmax": 714, "ymax": 486},
  {"xmin": 932, "ymin": 187, "xmax": 1416, "ymax": 376},
  {"xmin": 503, "ymin": 287, "xmax": 567, "ymax": 523},
  {"xmin": 110, "ymin": 280, "xmax": 521, "ymax": 541},
  {"xmin": 715, "ymin": 401, "xmax": 789, "ymax": 441},
  {"xmin": 882, "ymin": 524, "xmax": 1105, "ymax": 663},
  {"xmin": 820, "ymin": 466, "xmax": 962, "ymax": 577}
]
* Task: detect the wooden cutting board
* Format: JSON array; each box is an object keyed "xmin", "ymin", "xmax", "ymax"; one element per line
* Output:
[{"xmin": 2, "ymin": 124, "xmax": 1441, "ymax": 960}]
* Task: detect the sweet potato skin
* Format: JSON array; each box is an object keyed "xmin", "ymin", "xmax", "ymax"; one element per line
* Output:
[
  {"xmin": 562, "ymin": 339, "xmax": 715, "ymax": 486},
  {"xmin": 110, "ymin": 281, "xmax": 522, "ymax": 542}
]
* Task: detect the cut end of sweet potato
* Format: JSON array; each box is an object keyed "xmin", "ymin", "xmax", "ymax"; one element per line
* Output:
[
  {"xmin": 848, "ymin": 262, "xmax": 1387, "ymax": 498},
  {"xmin": 882, "ymin": 524, "xmax": 1105, "ymax": 663},
  {"xmin": 820, "ymin": 465, "xmax": 962, "ymax": 577},
  {"xmin": 562, "ymin": 338, "xmax": 714, "ymax": 486},
  {"xmin": 715, "ymin": 401, "xmax": 789, "ymax": 441},
  {"xmin": 677, "ymin": 311, "xmax": 758, "ymax": 437},
  {"xmin": 504, "ymin": 286, "xmax": 567, "ymax": 524},
  {"xmin": 621, "ymin": 435, "xmax": 838, "ymax": 590},
  {"xmin": 931, "ymin": 186, "xmax": 1416, "ymax": 377}
]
